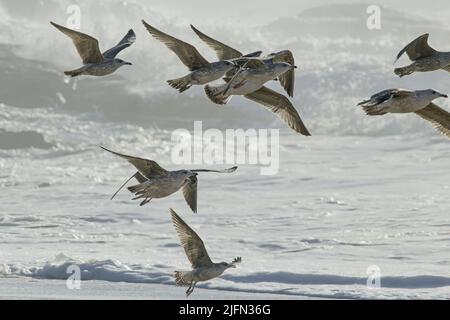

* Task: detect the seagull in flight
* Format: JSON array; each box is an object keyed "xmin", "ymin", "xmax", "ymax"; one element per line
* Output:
[
  {"xmin": 101, "ymin": 147, "xmax": 237, "ymax": 213},
  {"xmin": 170, "ymin": 208, "xmax": 241, "ymax": 297},
  {"xmin": 142, "ymin": 20, "xmax": 237, "ymax": 92},
  {"xmin": 394, "ymin": 34, "xmax": 450, "ymax": 77},
  {"xmin": 190, "ymin": 24, "xmax": 296, "ymax": 97},
  {"xmin": 50, "ymin": 21, "xmax": 135, "ymax": 77},
  {"xmin": 204, "ymin": 61, "xmax": 311, "ymax": 136},
  {"xmin": 358, "ymin": 88, "xmax": 450, "ymax": 138}
]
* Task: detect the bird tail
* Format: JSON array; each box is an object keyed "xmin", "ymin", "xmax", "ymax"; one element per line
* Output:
[
  {"xmin": 204, "ymin": 84, "xmax": 231, "ymax": 105},
  {"xmin": 394, "ymin": 65, "xmax": 413, "ymax": 78},
  {"xmin": 64, "ymin": 68, "xmax": 83, "ymax": 77},
  {"xmin": 357, "ymin": 99, "xmax": 371, "ymax": 106},
  {"xmin": 361, "ymin": 104, "xmax": 387, "ymax": 116},
  {"xmin": 174, "ymin": 271, "xmax": 190, "ymax": 286},
  {"xmin": 167, "ymin": 75, "xmax": 192, "ymax": 93},
  {"xmin": 127, "ymin": 182, "xmax": 147, "ymax": 194}
]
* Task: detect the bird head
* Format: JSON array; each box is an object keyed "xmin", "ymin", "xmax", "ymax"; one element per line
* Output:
[
  {"xmin": 218, "ymin": 262, "xmax": 235, "ymax": 269},
  {"xmin": 180, "ymin": 170, "xmax": 198, "ymax": 178},
  {"xmin": 115, "ymin": 58, "xmax": 132, "ymax": 66},
  {"xmin": 421, "ymin": 89, "xmax": 448, "ymax": 101},
  {"xmin": 273, "ymin": 62, "xmax": 297, "ymax": 75},
  {"xmin": 433, "ymin": 90, "xmax": 447, "ymax": 99}
]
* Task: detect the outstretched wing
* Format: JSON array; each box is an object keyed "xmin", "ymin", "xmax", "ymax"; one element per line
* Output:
[
  {"xmin": 100, "ymin": 146, "xmax": 168, "ymax": 178},
  {"xmin": 415, "ymin": 103, "xmax": 450, "ymax": 138},
  {"xmin": 190, "ymin": 24, "xmax": 242, "ymax": 60},
  {"xmin": 191, "ymin": 166, "xmax": 237, "ymax": 173},
  {"xmin": 182, "ymin": 176, "xmax": 197, "ymax": 213},
  {"xmin": 50, "ymin": 21, "xmax": 103, "ymax": 64},
  {"xmin": 142, "ymin": 20, "xmax": 210, "ymax": 71},
  {"xmin": 102, "ymin": 29, "xmax": 136, "ymax": 59},
  {"xmin": 244, "ymin": 86, "xmax": 311, "ymax": 136},
  {"xmin": 268, "ymin": 50, "xmax": 296, "ymax": 97},
  {"xmin": 170, "ymin": 209, "xmax": 213, "ymax": 269},
  {"xmin": 395, "ymin": 33, "xmax": 437, "ymax": 63}
]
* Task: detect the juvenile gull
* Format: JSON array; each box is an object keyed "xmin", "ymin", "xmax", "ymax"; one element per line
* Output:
[
  {"xmin": 358, "ymin": 89, "xmax": 450, "ymax": 138},
  {"xmin": 170, "ymin": 208, "xmax": 241, "ymax": 297},
  {"xmin": 204, "ymin": 62, "xmax": 311, "ymax": 135},
  {"xmin": 191, "ymin": 25, "xmax": 295, "ymax": 97},
  {"xmin": 100, "ymin": 147, "xmax": 237, "ymax": 213},
  {"xmin": 394, "ymin": 34, "xmax": 450, "ymax": 77},
  {"xmin": 50, "ymin": 22, "xmax": 135, "ymax": 77},
  {"xmin": 142, "ymin": 20, "xmax": 236, "ymax": 92}
]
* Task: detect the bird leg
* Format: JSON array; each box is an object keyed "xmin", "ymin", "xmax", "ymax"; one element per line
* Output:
[
  {"xmin": 139, "ymin": 197, "xmax": 152, "ymax": 206},
  {"xmin": 186, "ymin": 281, "xmax": 194, "ymax": 297},
  {"xmin": 186, "ymin": 282, "xmax": 196, "ymax": 297}
]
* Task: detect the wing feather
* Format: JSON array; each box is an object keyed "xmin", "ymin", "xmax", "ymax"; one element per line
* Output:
[
  {"xmin": 190, "ymin": 24, "xmax": 242, "ymax": 60},
  {"xmin": 395, "ymin": 33, "xmax": 437, "ymax": 62},
  {"xmin": 182, "ymin": 176, "xmax": 197, "ymax": 213},
  {"xmin": 415, "ymin": 103, "xmax": 450, "ymax": 138},
  {"xmin": 50, "ymin": 21, "xmax": 103, "ymax": 64},
  {"xmin": 102, "ymin": 29, "xmax": 136, "ymax": 59},
  {"xmin": 100, "ymin": 146, "xmax": 167, "ymax": 178},
  {"xmin": 170, "ymin": 209, "xmax": 213, "ymax": 269},
  {"xmin": 268, "ymin": 50, "xmax": 295, "ymax": 97},
  {"xmin": 142, "ymin": 20, "xmax": 210, "ymax": 71},
  {"xmin": 244, "ymin": 86, "xmax": 311, "ymax": 136}
]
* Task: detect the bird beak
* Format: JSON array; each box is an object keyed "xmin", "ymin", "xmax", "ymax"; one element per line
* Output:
[
  {"xmin": 125, "ymin": 62, "xmax": 132, "ymax": 66},
  {"xmin": 441, "ymin": 94, "xmax": 448, "ymax": 98},
  {"xmin": 292, "ymin": 65, "xmax": 298, "ymax": 69}
]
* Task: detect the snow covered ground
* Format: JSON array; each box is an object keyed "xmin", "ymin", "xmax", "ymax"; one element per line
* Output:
[{"xmin": 1, "ymin": 1, "xmax": 450, "ymax": 299}]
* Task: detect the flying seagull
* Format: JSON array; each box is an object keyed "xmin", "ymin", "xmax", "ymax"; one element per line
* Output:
[
  {"xmin": 358, "ymin": 89, "xmax": 450, "ymax": 138},
  {"xmin": 142, "ymin": 20, "xmax": 236, "ymax": 92},
  {"xmin": 190, "ymin": 24, "xmax": 296, "ymax": 97},
  {"xmin": 50, "ymin": 21, "xmax": 135, "ymax": 77},
  {"xmin": 170, "ymin": 208, "xmax": 241, "ymax": 297},
  {"xmin": 100, "ymin": 146, "xmax": 237, "ymax": 213},
  {"xmin": 394, "ymin": 34, "xmax": 450, "ymax": 77},
  {"xmin": 204, "ymin": 62, "xmax": 311, "ymax": 136}
]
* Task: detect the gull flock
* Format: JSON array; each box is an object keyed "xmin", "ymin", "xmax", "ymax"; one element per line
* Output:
[{"xmin": 49, "ymin": 20, "xmax": 450, "ymax": 297}]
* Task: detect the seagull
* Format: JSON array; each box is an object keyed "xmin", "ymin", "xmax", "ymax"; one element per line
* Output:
[
  {"xmin": 170, "ymin": 208, "xmax": 241, "ymax": 297},
  {"xmin": 190, "ymin": 25, "xmax": 296, "ymax": 97},
  {"xmin": 358, "ymin": 89, "xmax": 450, "ymax": 138},
  {"xmin": 394, "ymin": 34, "xmax": 450, "ymax": 77},
  {"xmin": 204, "ymin": 62, "xmax": 311, "ymax": 136},
  {"xmin": 142, "ymin": 20, "xmax": 236, "ymax": 92},
  {"xmin": 50, "ymin": 21, "xmax": 135, "ymax": 77},
  {"xmin": 100, "ymin": 147, "xmax": 237, "ymax": 213}
]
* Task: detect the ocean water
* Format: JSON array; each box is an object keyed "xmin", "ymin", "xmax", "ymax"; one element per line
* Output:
[
  {"xmin": 1, "ymin": 102, "xmax": 449, "ymax": 298},
  {"xmin": 1, "ymin": 1, "xmax": 450, "ymax": 299}
]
